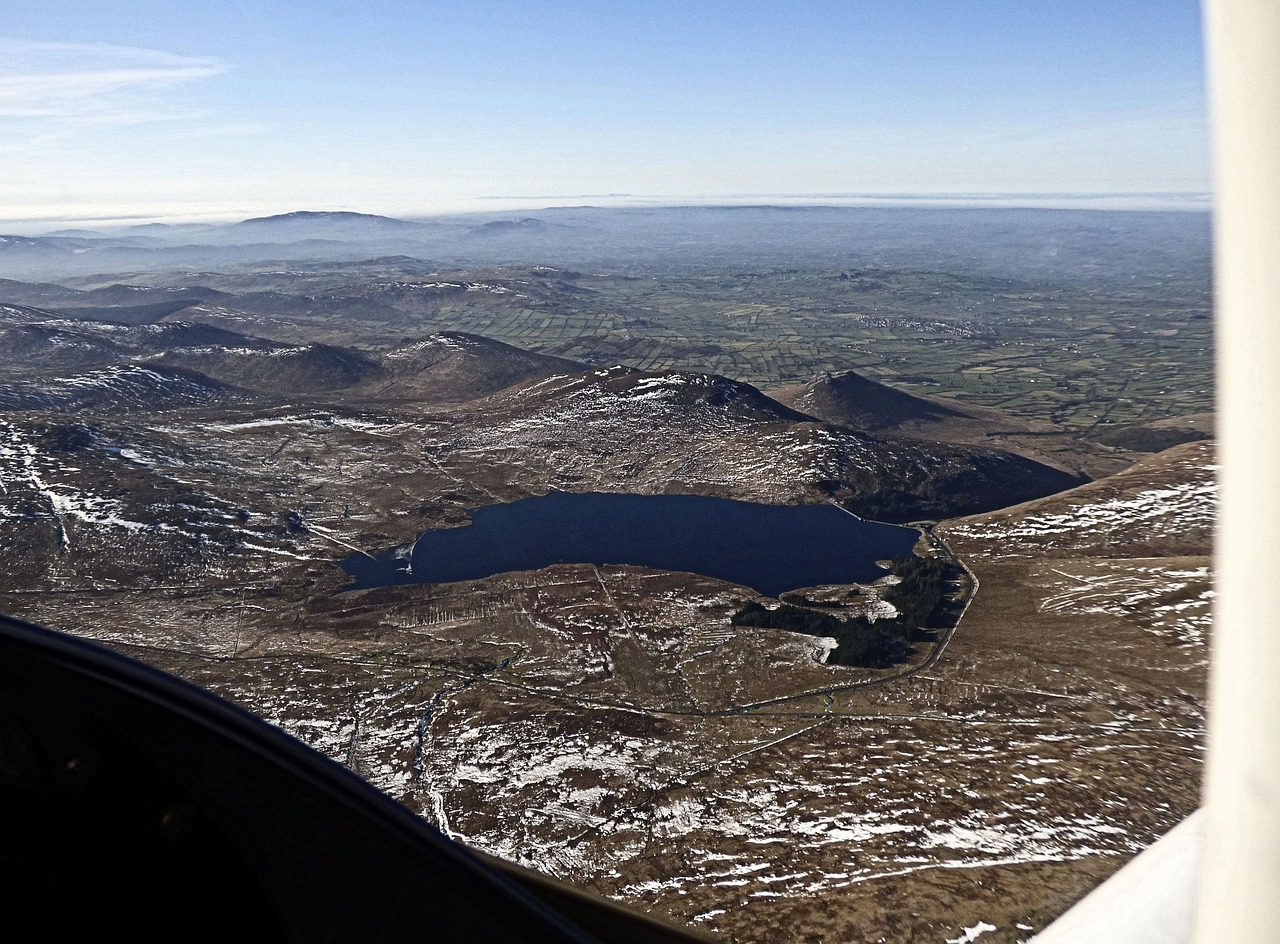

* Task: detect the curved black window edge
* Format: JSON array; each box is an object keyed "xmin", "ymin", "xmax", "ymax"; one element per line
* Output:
[{"xmin": 0, "ymin": 613, "xmax": 710, "ymax": 943}]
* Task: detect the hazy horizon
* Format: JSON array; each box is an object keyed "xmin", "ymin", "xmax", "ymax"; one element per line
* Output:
[
  {"xmin": 5, "ymin": 2, "xmax": 1210, "ymax": 230},
  {"xmin": 5, "ymin": 191, "xmax": 1213, "ymax": 236}
]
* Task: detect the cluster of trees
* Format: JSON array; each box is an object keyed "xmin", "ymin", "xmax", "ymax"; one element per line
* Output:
[
  {"xmin": 881, "ymin": 553, "xmax": 967, "ymax": 630},
  {"xmin": 733, "ymin": 554, "xmax": 967, "ymax": 669}
]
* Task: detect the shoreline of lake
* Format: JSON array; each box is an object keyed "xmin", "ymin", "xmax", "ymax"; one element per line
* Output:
[{"xmin": 340, "ymin": 492, "xmax": 920, "ymax": 599}]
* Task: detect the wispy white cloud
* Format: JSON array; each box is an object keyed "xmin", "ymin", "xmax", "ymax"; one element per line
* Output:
[{"xmin": 0, "ymin": 40, "xmax": 224, "ymax": 121}]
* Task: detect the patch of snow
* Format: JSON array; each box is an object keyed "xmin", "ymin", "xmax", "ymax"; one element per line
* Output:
[{"xmin": 947, "ymin": 921, "xmax": 998, "ymax": 944}]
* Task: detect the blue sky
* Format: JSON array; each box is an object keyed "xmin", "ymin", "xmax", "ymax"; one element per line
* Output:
[{"xmin": 2, "ymin": 1, "xmax": 1210, "ymax": 228}]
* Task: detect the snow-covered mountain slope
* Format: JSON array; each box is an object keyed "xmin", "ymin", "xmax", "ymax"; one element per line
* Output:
[
  {"xmin": 366, "ymin": 332, "xmax": 585, "ymax": 402},
  {"xmin": 943, "ymin": 441, "xmax": 1215, "ymax": 560},
  {"xmin": 0, "ymin": 364, "xmax": 232, "ymax": 412},
  {"xmin": 451, "ymin": 365, "xmax": 1083, "ymax": 519}
]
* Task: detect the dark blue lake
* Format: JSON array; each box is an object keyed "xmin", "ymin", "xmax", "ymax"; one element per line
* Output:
[{"xmin": 342, "ymin": 492, "xmax": 919, "ymax": 598}]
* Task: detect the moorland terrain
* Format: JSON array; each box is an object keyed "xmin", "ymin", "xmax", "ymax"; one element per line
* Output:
[{"xmin": 0, "ymin": 206, "xmax": 1213, "ymax": 943}]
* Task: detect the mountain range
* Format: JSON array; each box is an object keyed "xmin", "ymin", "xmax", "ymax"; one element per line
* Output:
[
  {"xmin": 0, "ymin": 206, "xmax": 1213, "ymax": 285},
  {"xmin": 0, "ymin": 224, "xmax": 1215, "ymax": 944}
]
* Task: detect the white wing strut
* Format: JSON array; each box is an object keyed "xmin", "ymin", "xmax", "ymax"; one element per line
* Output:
[
  {"xmin": 1033, "ymin": 3, "xmax": 1280, "ymax": 941},
  {"xmin": 1196, "ymin": 1, "xmax": 1280, "ymax": 939}
]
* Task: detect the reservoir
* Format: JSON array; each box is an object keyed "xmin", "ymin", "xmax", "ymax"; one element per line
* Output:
[{"xmin": 341, "ymin": 492, "xmax": 919, "ymax": 598}]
